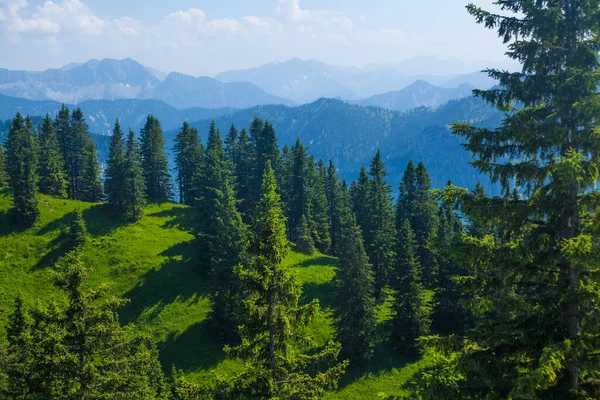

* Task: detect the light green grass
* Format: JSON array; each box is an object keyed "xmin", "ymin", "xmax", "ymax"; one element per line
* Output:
[{"xmin": 0, "ymin": 190, "xmax": 424, "ymax": 397}]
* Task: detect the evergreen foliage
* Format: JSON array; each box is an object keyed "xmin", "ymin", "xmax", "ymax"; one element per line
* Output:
[
  {"xmin": 174, "ymin": 121, "xmax": 204, "ymax": 206},
  {"xmin": 1, "ymin": 252, "xmax": 167, "ymax": 399},
  {"xmin": 105, "ymin": 119, "xmax": 127, "ymax": 213},
  {"xmin": 37, "ymin": 114, "xmax": 67, "ymax": 198},
  {"xmin": 417, "ymin": 1, "xmax": 600, "ymax": 398},
  {"xmin": 69, "ymin": 208, "xmax": 87, "ymax": 252},
  {"xmin": 350, "ymin": 165, "xmax": 370, "ymax": 240},
  {"xmin": 364, "ymin": 150, "xmax": 397, "ymax": 299},
  {"xmin": 140, "ymin": 115, "xmax": 172, "ymax": 203},
  {"xmin": 326, "ymin": 160, "xmax": 343, "ymax": 257},
  {"xmin": 232, "ymin": 127, "xmax": 255, "ymax": 220},
  {"xmin": 124, "ymin": 129, "xmax": 147, "ymax": 221},
  {"xmin": 226, "ymin": 161, "xmax": 346, "ymax": 399},
  {"xmin": 296, "ymin": 214, "xmax": 316, "ymax": 255},
  {"xmin": 5, "ymin": 113, "xmax": 39, "ymax": 227},
  {"xmin": 80, "ymin": 139, "xmax": 104, "ymax": 203},
  {"xmin": 0, "ymin": 143, "xmax": 6, "ymax": 188},
  {"xmin": 308, "ymin": 158, "xmax": 331, "ymax": 253},
  {"xmin": 392, "ymin": 219, "xmax": 432, "ymax": 355},
  {"xmin": 334, "ymin": 185, "xmax": 376, "ymax": 362}
]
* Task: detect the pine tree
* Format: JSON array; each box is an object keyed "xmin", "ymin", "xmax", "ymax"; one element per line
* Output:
[
  {"xmin": 226, "ymin": 161, "xmax": 346, "ymax": 398},
  {"xmin": 0, "ymin": 143, "xmax": 7, "ymax": 189},
  {"xmin": 197, "ymin": 122, "xmax": 248, "ymax": 341},
  {"xmin": 334, "ymin": 185, "xmax": 376, "ymax": 362},
  {"xmin": 350, "ymin": 165, "xmax": 370, "ymax": 237},
  {"xmin": 308, "ymin": 158, "xmax": 331, "ymax": 253},
  {"xmin": 418, "ymin": 2, "xmax": 600, "ymax": 398},
  {"xmin": 365, "ymin": 151, "xmax": 397, "ymax": 299},
  {"xmin": 392, "ymin": 219, "xmax": 432, "ymax": 355},
  {"xmin": 69, "ymin": 208, "xmax": 87, "ymax": 252},
  {"xmin": 174, "ymin": 121, "xmax": 204, "ymax": 206},
  {"xmin": 123, "ymin": 129, "xmax": 147, "ymax": 221},
  {"xmin": 55, "ymin": 104, "xmax": 71, "ymax": 184},
  {"xmin": 5, "ymin": 113, "xmax": 39, "ymax": 227},
  {"xmin": 105, "ymin": 120, "xmax": 127, "ymax": 212},
  {"xmin": 37, "ymin": 114, "xmax": 67, "ymax": 198},
  {"xmin": 224, "ymin": 123, "xmax": 240, "ymax": 176},
  {"xmin": 326, "ymin": 160, "xmax": 343, "ymax": 256},
  {"xmin": 286, "ymin": 138, "xmax": 308, "ymax": 242},
  {"xmin": 296, "ymin": 214, "xmax": 316, "ymax": 255},
  {"xmin": 234, "ymin": 127, "xmax": 255, "ymax": 220},
  {"xmin": 67, "ymin": 108, "xmax": 93, "ymax": 200},
  {"xmin": 247, "ymin": 118, "xmax": 281, "ymax": 212},
  {"xmin": 140, "ymin": 115, "xmax": 172, "ymax": 203},
  {"xmin": 80, "ymin": 139, "xmax": 103, "ymax": 203}
]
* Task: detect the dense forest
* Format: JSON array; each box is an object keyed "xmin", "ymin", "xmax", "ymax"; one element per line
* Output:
[{"xmin": 2, "ymin": 1, "xmax": 600, "ymax": 399}]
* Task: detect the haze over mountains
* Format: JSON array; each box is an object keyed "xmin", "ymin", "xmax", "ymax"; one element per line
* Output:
[{"xmin": 0, "ymin": 57, "xmax": 497, "ymax": 110}]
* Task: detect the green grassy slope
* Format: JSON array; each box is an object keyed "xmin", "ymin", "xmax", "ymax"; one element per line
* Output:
[{"xmin": 0, "ymin": 189, "xmax": 426, "ymax": 397}]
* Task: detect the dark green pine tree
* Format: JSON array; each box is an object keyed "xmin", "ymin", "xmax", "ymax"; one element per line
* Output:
[
  {"xmin": 417, "ymin": 2, "xmax": 600, "ymax": 398},
  {"xmin": 80, "ymin": 139, "xmax": 103, "ymax": 203},
  {"xmin": 234, "ymin": 127, "xmax": 256, "ymax": 220},
  {"xmin": 226, "ymin": 161, "xmax": 346, "ymax": 398},
  {"xmin": 308, "ymin": 158, "xmax": 331, "ymax": 253},
  {"xmin": 392, "ymin": 219, "xmax": 433, "ymax": 355},
  {"xmin": 123, "ymin": 129, "xmax": 147, "ymax": 221},
  {"xmin": 67, "ymin": 108, "xmax": 93, "ymax": 200},
  {"xmin": 326, "ymin": 160, "xmax": 343, "ymax": 256},
  {"xmin": 5, "ymin": 113, "xmax": 39, "ymax": 227},
  {"xmin": 286, "ymin": 138, "xmax": 308, "ymax": 242},
  {"xmin": 224, "ymin": 123, "xmax": 240, "ymax": 176},
  {"xmin": 350, "ymin": 165, "xmax": 370, "ymax": 238},
  {"xmin": 197, "ymin": 122, "xmax": 248, "ymax": 341},
  {"xmin": 37, "ymin": 114, "xmax": 67, "ymax": 198},
  {"xmin": 247, "ymin": 118, "xmax": 281, "ymax": 211},
  {"xmin": 396, "ymin": 161, "xmax": 439, "ymax": 289},
  {"xmin": 140, "ymin": 115, "xmax": 172, "ymax": 203},
  {"xmin": 105, "ymin": 120, "xmax": 127, "ymax": 212},
  {"xmin": 174, "ymin": 121, "xmax": 204, "ymax": 206},
  {"xmin": 364, "ymin": 151, "xmax": 397, "ymax": 299},
  {"xmin": 69, "ymin": 208, "xmax": 87, "ymax": 252},
  {"xmin": 296, "ymin": 214, "xmax": 316, "ymax": 255},
  {"xmin": 54, "ymin": 105, "xmax": 71, "ymax": 185},
  {"xmin": 0, "ymin": 142, "xmax": 7, "ymax": 189},
  {"xmin": 334, "ymin": 185, "xmax": 377, "ymax": 362}
]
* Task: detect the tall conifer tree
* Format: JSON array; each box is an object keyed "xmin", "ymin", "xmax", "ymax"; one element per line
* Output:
[
  {"xmin": 80, "ymin": 140, "xmax": 103, "ymax": 203},
  {"xmin": 124, "ymin": 129, "xmax": 147, "ymax": 221},
  {"xmin": 37, "ymin": 114, "xmax": 67, "ymax": 198},
  {"xmin": 350, "ymin": 165, "xmax": 370, "ymax": 238},
  {"xmin": 0, "ymin": 143, "xmax": 8, "ymax": 189},
  {"xmin": 174, "ymin": 121, "xmax": 203, "ymax": 206},
  {"xmin": 140, "ymin": 115, "xmax": 172, "ymax": 203},
  {"xmin": 5, "ymin": 113, "xmax": 39, "ymax": 227},
  {"xmin": 105, "ymin": 120, "xmax": 126, "ymax": 212},
  {"xmin": 418, "ymin": 2, "xmax": 600, "ymax": 398},
  {"xmin": 227, "ymin": 161, "xmax": 346, "ymax": 398}
]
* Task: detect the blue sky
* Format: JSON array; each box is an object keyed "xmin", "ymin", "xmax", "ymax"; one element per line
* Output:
[{"xmin": 0, "ymin": 0, "xmax": 514, "ymax": 75}]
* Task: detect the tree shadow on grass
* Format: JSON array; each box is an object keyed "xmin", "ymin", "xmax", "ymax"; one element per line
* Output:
[
  {"xmin": 32, "ymin": 234, "xmax": 71, "ymax": 270},
  {"xmin": 146, "ymin": 206, "xmax": 199, "ymax": 234},
  {"xmin": 159, "ymin": 319, "xmax": 227, "ymax": 374},
  {"xmin": 0, "ymin": 208, "xmax": 31, "ymax": 236},
  {"xmin": 301, "ymin": 281, "xmax": 336, "ymax": 309},
  {"xmin": 83, "ymin": 204, "xmax": 132, "ymax": 237},
  {"xmin": 119, "ymin": 240, "xmax": 211, "ymax": 325},
  {"xmin": 296, "ymin": 255, "xmax": 338, "ymax": 269}
]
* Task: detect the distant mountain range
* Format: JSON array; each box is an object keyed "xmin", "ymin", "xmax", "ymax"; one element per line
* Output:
[
  {"xmin": 0, "ymin": 58, "xmax": 293, "ymax": 110},
  {"xmin": 0, "ymin": 58, "xmax": 499, "ymax": 109},
  {"xmin": 353, "ymin": 81, "xmax": 476, "ymax": 112},
  {"xmin": 0, "ymin": 94, "xmax": 234, "ymax": 135},
  {"xmin": 216, "ymin": 57, "xmax": 498, "ymax": 103}
]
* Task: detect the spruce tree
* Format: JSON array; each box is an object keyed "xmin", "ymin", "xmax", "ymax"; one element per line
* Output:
[
  {"xmin": 392, "ymin": 219, "xmax": 432, "ymax": 355},
  {"xmin": 80, "ymin": 139, "xmax": 103, "ymax": 203},
  {"xmin": 326, "ymin": 160, "xmax": 343, "ymax": 256},
  {"xmin": 296, "ymin": 214, "xmax": 316, "ymax": 255},
  {"xmin": 308, "ymin": 158, "xmax": 331, "ymax": 253},
  {"xmin": 37, "ymin": 114, "xmax": 67, "ymax": 198},
  {"xmin": 69, "ymin": 208, "xmax": 87, "ymax": 252},
  {"xmin": 5, "ymin": 113, "xmax": 39, "ymax": 227},
  {"xmin": 334, "ymin": 186, "xmax": 377, "ymax": 362},
  {"xmin": 105, "ymin": 120, "xmax": 127, "ymax": 212},
  {"xmin": 286, "ymin": 138, "xmax": 308, "ymax": 242},
  {"xmin": 224, "ymin": 123, "xmax": 240, "ymax": 176},
  {"xmin": 418, "ymin": 2, "xmax": 600, "ymax": 398},
  {"xmin": 0, "ymin": 143, "xmax": 7, "ymax": 189},
  {"xmin": 54, "ymin": 105, "xmax": 71, "ymax": 185},
  {"xmin": 365, "ymin": 151, "xmax": 397, "ymax": 299},
  {"xmin": 197, "ymin": 122, "xmax": 247, "ymax": 341},
  {"xmin": 174, "ymin": 121, "xmax": 204, "ymax": 206},
  {"xmin": 124, "ymin": 129, "xmax": 147, "ymax": 221},
  {"xmin": 234, "ymin": 127, "xmax": 255, "ymax": 220},
  {"xmin": 226, "ymin": 161, "xmax": 346, "ymax": 398},
  {"xmin": 67, "ymin": 108, "xmax": 92, "ymax": 200},
  {"xmin": 350, "ymin": 165, "xmax": 370, "ymax": 237},
  {"xmin": 140, "ymin": 115, "xmax": 172, "ymax": 203}
]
